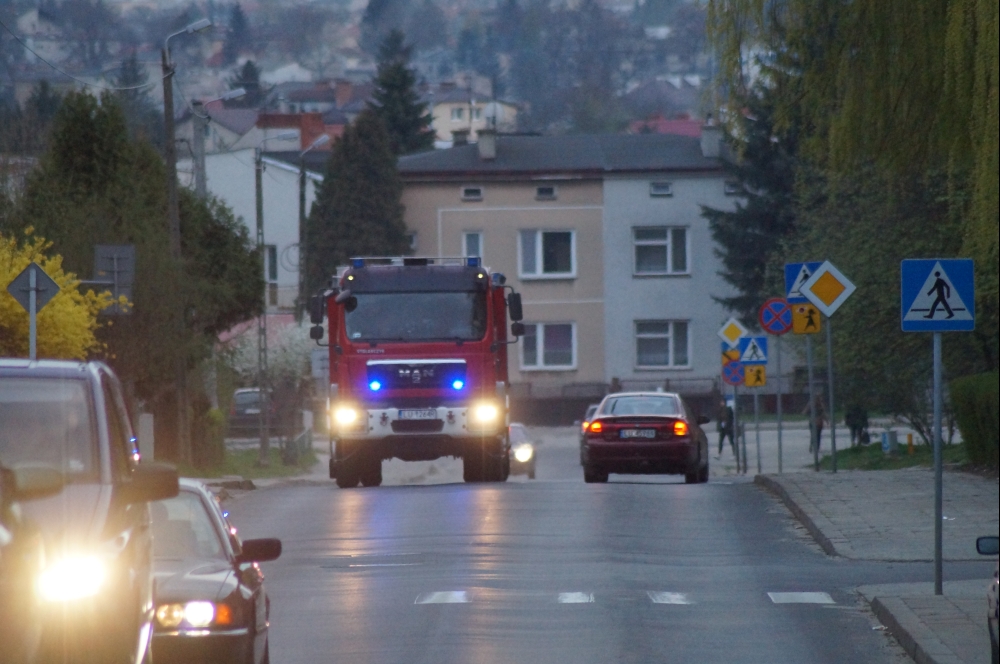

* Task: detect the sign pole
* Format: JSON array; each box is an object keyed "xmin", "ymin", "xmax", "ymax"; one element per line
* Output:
[
  {"xmin": 29, "ymin": 265, "xmax": 37, "ymax": 361},
  {"xmin": 776, "ymin": 337, "xmax": 783, "ymax": 473},
  {"xmin": 933, "ymin": 332, "xmax": 943, "ymax": 595},
  {"xmin": 826, "ymin": 315, "xmax": 837, "ymax": 473},
  {"xmin": 732, "ymin": 383, "xmax": 740, "ymax": 473},
  {"xmin": 754, "ymin": 390, "xmax": 761, "ymax": 474},
  {"xmin": 807, "ymin": 335, "xmax": 818, "ymax": 471}
]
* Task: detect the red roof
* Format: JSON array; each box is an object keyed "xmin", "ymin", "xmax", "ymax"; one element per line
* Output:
[{"xmin": 629, "ymin": 116, "xmax": 703, "ymax": 138}]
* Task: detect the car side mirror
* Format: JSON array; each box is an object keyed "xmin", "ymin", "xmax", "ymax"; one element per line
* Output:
[
  {"xmin": 696, "ymin": 415, "xmax": 710, "ymax": 426},
  {"xmin": 121, "ymin": 462, "xmax": 179, "ymax": 504},
  {"xmin": 309, "ymin": 295, "xmax": 326, "ymax": 325},
  {"xmin": 236, "ymin": 537, "xmax": 282, "ymax": 564},
  {"xmin": 977, "ymin": 536, "xmax": 1000, "ymax": 556},
  {"xmin": 507, "ymin": 292, "xmax": 523, "ymax": 321},
  {"xmin": 10, "ymin": 464, "xmax": 64, "ymax": 501},
  {"xmin": 309, "ymin": 325, "xmax": 324, "ymax": 340},
  {"xmin": 510, "ymin": 322, "xmax": 525, "ymax": 337}
]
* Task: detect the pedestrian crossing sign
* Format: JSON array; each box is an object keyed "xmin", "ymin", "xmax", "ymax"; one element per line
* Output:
[
  {"xmin": 745, "ymin": 365, "xmax": 766, "ymax": 387},
  {"xmin": 784, "ymin": 262, "xmax": 822, "ymax": 304},
  {"xmin": 737, "ymin": 336, "xmax": 768, "ymax": 364},
  {"xmin": 901, "ymin": 259, "xmax": 975, "ymax": 332}
]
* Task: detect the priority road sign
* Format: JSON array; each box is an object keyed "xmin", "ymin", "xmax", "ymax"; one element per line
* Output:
[
  {"xmin": 722, "ymin": 360, "xmax": 744, "ymax": 386},
  {"xmin": 717, "ymin": 317, "xmax": 748, "ymax": 348},
  {"xmin": 785, "ymin": 262, "xmax": 822, "ymax": 304},
  {"xmin": 6, "ymin": 262, "xmax": 59, "ymax": 313},
  {"xmin": 792, "ymin": 303, "xmax": 821, "ymax": 334},
  {"xmin": 738, "ymin": 336, "xmax": 768, "ymax": 364},
  {"xmin": 759, "ymin": 298, "xmax": 793, "ymax": 335},
  {"xmin": 800, "ymin": 260, "xmax": 856, "ymax": 317},
  {"xmin": 745, "ymin": 365, "xmax": 766, "ymax": 387},
  {"xmin": 901, "ymin": 259, "xmax": 975, "ymax": 332}
]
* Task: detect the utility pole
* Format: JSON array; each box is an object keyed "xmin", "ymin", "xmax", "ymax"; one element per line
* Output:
[
  {"xmin": 298, "ymin": 134, "xmax": 330, "ymax": 321},
  {"xmin": 192, "ymin": 99, "xmax": 207, "ymax": 198}
]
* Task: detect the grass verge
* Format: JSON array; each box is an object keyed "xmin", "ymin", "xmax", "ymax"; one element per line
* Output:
[
  {"xmin": 817, "ymin": 442, "xmax": 968, "ymax": 471},
  {"xmin": 177, "ymin": 446, "xmax": 318, "ymax": 480}
]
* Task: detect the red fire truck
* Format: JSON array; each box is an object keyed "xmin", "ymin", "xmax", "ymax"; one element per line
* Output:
[{"xmin": 309, "ymin": 257, "xmax": 524, "ymax": 488}]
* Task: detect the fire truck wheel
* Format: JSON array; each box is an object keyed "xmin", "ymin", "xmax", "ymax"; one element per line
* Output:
[
  {"xmin": 360, "ymin": 459, "xmax": 383, "ymax": 487},
  {"xmin": 336, "ymin": 472, "xmax": 359, "ymax": 488},
  {"xmin": 462, "ymin": 450, "xmax": 483, "ymax": 483}
]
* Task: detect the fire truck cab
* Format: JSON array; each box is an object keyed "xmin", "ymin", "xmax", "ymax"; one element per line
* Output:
[{"xmin": 310, "ymin": 257, "xmax": 523, "ymax": 488}]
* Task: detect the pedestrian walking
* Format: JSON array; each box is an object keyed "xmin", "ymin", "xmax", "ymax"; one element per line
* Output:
[
  {"xmin": 845, "ymin": 403, "xmax": 869, "ymax": 447},
  {"xmin": 804, "ymin": 396, "xmax": 827, "ymax": 453},
  {"xmin": 716, "ymin": 400, "xmax": 735, "ymax": 458}
]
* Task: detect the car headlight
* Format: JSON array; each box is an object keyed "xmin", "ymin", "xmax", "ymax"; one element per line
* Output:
[
  {"xmin": 156, "ymin": 601, "xmax": 235, "ymax": 629},
  {"xmin": 514, "ymin": 445, "xmax": 534, "ymax": 463},
  {"xmin": 38, "ymin": 556, "xmax": 107, "ymax": 602},
  {"xmin": 334, "ymin": 406, "xmax": 359, "ymax": 425},
  {"xmin": 473, "ymin": 403, "xmax": 499, "ymax": 423}
]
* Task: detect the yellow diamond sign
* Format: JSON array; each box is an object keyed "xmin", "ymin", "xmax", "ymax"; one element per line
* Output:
[
  {"xmin": 717, "ymin": 317, "xmax": 748, "ymax": 348},
  {"xmin": 800, "ymin": 261, "xmax": 855, "ymax": 317}
]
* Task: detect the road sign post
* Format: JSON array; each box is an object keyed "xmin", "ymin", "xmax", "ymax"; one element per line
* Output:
[
  {"xmin": 6, "ymin": 262, "xmax": 60, "ymax": 361},
  {"xmin": 901, "ymin": 258, "xmax": 975, "ymax": 597},
  {"xmin": 759, "ymin": 297, "xmax": 791, "ymax": 474}
]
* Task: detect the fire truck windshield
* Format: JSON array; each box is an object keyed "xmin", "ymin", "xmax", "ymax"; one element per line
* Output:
[{"xmin": 345, "ymin": 291, "xmax": 488, "ymax": 342}]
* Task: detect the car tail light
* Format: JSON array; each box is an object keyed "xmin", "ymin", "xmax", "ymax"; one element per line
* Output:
[
  {"xmin": 673, "ymin": 420, "xmax": 689, "ymax": 436},
  {"xmin": 589, "ymin": 421, "xmax": 603, "ymax": 433},
  {"xmin": 581, "ymin": 421, "xmax": 590, "ymax": 433}
]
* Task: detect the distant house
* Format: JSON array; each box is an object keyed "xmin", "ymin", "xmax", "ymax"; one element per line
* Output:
[
  {"xmin": 623, "ymin": 75, "xmax": 706, "ymax": 121},
  {"xmin": 629, "ymin": 114, "xmax": 703, "ymax": 137},
  {"xmin": 426, "ymin": 84, "xmax": 518, "ymax": 144},
  {"xmin": 395, "ymin": 130, "xmax": 744, "ymax": 412},
  {"xmin": 16, "ymin": 8, "xmax": 69, "ymax": 66}
]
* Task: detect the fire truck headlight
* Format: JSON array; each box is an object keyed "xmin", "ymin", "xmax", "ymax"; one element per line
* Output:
[
  {"xmin": 473, "ymin": 403, "xmax": 499, "ymax": 423},
  {"xmin": 334, "ymin": 406, "xmax": 359, "ymax": 425}
]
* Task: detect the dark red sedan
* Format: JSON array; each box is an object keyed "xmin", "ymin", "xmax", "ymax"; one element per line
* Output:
[{"xmin": 581, "ymin": 392, "xmax": 710, "ymax": 484}]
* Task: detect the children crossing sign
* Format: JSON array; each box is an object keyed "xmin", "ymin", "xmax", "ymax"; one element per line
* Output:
[{"xmin": 901, "ymin": 259, "xmax": 975, "ymax": 332}]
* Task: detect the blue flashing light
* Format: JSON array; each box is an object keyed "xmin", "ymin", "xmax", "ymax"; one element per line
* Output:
[
  {"xmin": 351, "ymin": 258, "xmax": 365, "ymax": 268},
  {"xmin": 369, "ymin": 380, "xmax": 382, "ymax": 391},
  {"xmin": 452, "ymin": 379, "xmax": 465, "ymax": 390},
  {"xmin": 466, "ymin": 257, "xmax": 482, "ymax": 267}
]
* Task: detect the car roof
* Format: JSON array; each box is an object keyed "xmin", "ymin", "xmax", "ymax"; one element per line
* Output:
[
  {"xmin": 603, "ymin": 391, "xmax": 681, "ymax": 400},
  {"xmin": 0, "ymin": 358, "xmax": 94, "ymax": 378}
]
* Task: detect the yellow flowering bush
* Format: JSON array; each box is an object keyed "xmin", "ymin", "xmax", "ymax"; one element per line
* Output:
[{"xmin": 0, "ymin": 229, "xmax": 124, "ymax": 359}]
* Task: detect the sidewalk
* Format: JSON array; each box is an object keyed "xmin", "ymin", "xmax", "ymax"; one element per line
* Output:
[{"xmin": 756, "ymin": 469, "xmax": 998, "ymax": 664}]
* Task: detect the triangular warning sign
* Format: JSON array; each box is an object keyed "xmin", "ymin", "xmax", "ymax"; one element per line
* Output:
[
  {"xmin": 788, "ymin": 265, "xmax": 813, "ymax": 300},
  {"xmin": 903, "ymin": 262, "xmax": 973, "ymax": 322},
  {"xmin": 741, "ymin": 339, "xmax": 766, "ymax": 363}
]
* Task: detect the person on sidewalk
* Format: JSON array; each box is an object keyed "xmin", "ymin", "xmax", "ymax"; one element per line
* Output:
[
  {"xmin": 845, "ymin": 403, "xmax": 869, "ymax": 447},
  {"xmin": 804, "ymin": 396, "xmax": 826, "ymax": 453},
  {"xmin": 716, "ymin": 400, "xmax": 735, "ymax": 458}
]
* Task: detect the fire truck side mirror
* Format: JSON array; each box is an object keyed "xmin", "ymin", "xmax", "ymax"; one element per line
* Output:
[
  {"xmin": 510, "ymin": 322, "xmax": 526, "ymax": 337},
  {"xmin": 507, "ymin": 293, "xmax": 523, "ymax": 321},
  {"xmin": 309, "ymin": 325, "xmax": 324, "ymax": 340},
  {"xmin": 309, "ymin": 295, "xmax": 325, "ymax": 325}
]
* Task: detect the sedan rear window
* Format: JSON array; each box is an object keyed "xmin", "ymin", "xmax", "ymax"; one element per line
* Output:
[
  {"xmin": 0, "ymin": 378, "xmax": 98, "ymax": 479},
  {"xmin": 602, "ymin": 396, "xmax": 681, "ymax": 417}
]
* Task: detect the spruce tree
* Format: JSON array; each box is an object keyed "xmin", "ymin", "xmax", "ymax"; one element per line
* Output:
[
  {"xmin": 222, "ymin": 3, "xmax": 250, "ymax": 66},
  {"xmin": 227, "ymin": 60, "xmax": 266, "ymax": 107},
  {"xmin": 368, "ymin": 30, "xmax": 435, "ymax": 155},
  {"xmin": 305, "ymin": 110, "xmax": 410, "ymax": 292},
  {"xmin": 114, "ymin": 53, "xmax": 164, "ymax": 148}
]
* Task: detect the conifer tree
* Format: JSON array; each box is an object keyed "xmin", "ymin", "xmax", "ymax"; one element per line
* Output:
[
  {"xmin": 368, "ymin": 30, "xmax": 435, "ymax": 155},
  {"xmin": 114, "ymin": 52, "xmax": 164, "ymax": 148},
  {"xmin": 305, "ymin": 110, "xmax": 410, "ymax": 292},
  {"xmin": 222, "ymin": 3, "xmax": 251, "ymax": 66}
]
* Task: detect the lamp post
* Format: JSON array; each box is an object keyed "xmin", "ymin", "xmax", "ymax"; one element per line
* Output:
[
  {"xmin": 297, "ymin": 133, "xmax": 330, "ymax": 321},
  {"xmin": 161, "ymin": 17, "xmax": 211, "ymax": 464},
  {"xmin": 256, "ymin": 132, "xmax": 299, "ymax": 467},
  {"xmin": 191, "ymin": 87, "xmax": 246, "ymax": 199}
]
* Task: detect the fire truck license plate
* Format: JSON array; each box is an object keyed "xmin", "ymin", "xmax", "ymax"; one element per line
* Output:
[
  {"xmin": 620, "ymin": 429, "xmax": 656, "ymax": 439},
  {"xmin": 398, "ymin": 409, "xmax": 437, "ymax": 420}
]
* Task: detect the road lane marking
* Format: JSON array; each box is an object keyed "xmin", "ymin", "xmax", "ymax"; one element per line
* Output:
[
  {"xmin": 647, "ymin": 592, "xmax": 692, "ymax": 604},
  {"xmin": 415, "ymin": 591, "xmax": 468, "ymax": 604},
  {"xmin": 767, "ymin": 592, "xmax": 835, "ymax": 604},
  {"xmin": 557, "ymin": 592, "xmax": 594, "ymax": 603}
]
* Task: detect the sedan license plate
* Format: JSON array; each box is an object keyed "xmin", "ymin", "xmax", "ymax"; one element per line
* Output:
[
  {"xmin": 245, "ymin": 408, "xmax": 261, "ymax": 415},
  {"xmin": 398, "ymin": 409, "xmax": 437, "ymax": 420},
  {"xmin": 620, "ymin": 429, "xmax": 656, "ymax": 439}
]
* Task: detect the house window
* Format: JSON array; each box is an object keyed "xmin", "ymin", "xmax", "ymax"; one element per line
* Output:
[
  {"xmin": 519, "ymin": 230, "xmax": 575, "ymax": 278},
  {"xmin": 451, "ymin": 107, "xmax": 465, "ymax": 121},
  {"xmin": 635, "ymin": 321, "xmax": 689, "ymax": 368},
  {"xmin": 461, "ymin": 186, "xmax": 483, "ymax": 201},
  {"xmin": 463, "ymin": 231, "xmax": 482, "ymax": 258},
  {"xmin": 472, "ymin": 107, "xmax": 482, "ymax": 120},
  {"xmin": 535, "ymin": 185, "xmax": 557, "ymax": 200},
  {"xmin": 521, "ymin": 323, "xmax": 576, "ymax": 369},
  {"xmin": 649, "ymin": 181, "xmax": 673, "ymax": 197},
  {"xmin": 633, "ymin": 227, "xmax": 688, "ymax": 275}
]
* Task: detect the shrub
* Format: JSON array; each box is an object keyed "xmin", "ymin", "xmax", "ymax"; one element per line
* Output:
[{"xmin": 950, "ymin": 372, "xmax": 999, "ymax": 468}]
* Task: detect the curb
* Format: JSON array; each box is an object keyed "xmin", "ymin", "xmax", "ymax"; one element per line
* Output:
[
  {"xmin": 754, "ymin": 474, "xmax": 838, "ymax": 557},
  {"xmin": 869, "ymin": 596, "xmax": 958, "ymax": 664}
]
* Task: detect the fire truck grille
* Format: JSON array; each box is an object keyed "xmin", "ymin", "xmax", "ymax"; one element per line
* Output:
[{"xmin": 391, "ymin": 420, "xmax": 445, "ymax": 434}]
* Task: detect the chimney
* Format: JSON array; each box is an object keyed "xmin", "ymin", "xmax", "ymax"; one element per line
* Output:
[
  {"xmin": 477, "ymin": 128, "xmax": 496, "ymax": 160},
  {"xmin": 452, "ymin": 129, "xmax": 470, "ymax": 146},
  {"xmin": 700, "ymin": 115, "xmax": 722, "ymax": 158}
]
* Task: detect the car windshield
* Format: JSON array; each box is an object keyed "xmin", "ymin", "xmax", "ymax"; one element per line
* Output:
[
  {"xmin": 233, "ymin": 391, "xmax": 261, "ymax": 406},
  {"xmin": 602, "ymin": 396, "xmax": 681, "ymax": 417},
  {"xmin": 0, "ymin": 378, "xmax": 99, "ymax": 480},
  {"xmin": 151, "ymin": 491, "xmax": 227, "ymax": 561},
  {"xmin": 509, "ymin": 425, "xmax": 530, "ymax": 444},
  {"xmin": 345, "ymin": 292, "xmax": 488, "ymax": 342}
]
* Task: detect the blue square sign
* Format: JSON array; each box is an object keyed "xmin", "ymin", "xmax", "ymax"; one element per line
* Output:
[
  {"xmin": 901, "ymin": 259, "xmax": 975, "ymax": 332},
  {"xmin": 784, "ymin": 262, "xmax": 823, "ymax": 304}
]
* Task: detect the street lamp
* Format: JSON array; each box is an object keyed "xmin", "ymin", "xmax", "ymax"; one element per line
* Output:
[
  {"xmin": 192, "ymin": 87, "xmax": 246, "ymax": 198},
  {"xmin": 161, "ymin": 17, "xmax": 212, "ymax": 465},
  {"xmin": 255, "ymin": 131, "xmax": 299, "ymax": 467},
  {"xmin": 298, "ymin": 133, "xmax": 330, "ymax": 321}
]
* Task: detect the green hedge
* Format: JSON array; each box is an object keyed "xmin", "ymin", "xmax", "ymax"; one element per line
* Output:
[{"xmin": 950, "ymin": 372, "xmax": 999, "ymax": 468}]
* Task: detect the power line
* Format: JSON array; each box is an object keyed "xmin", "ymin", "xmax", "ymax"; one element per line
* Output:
[{"xmin": 0, "ymin": 17, "xmax": 163, "ymax": 92}]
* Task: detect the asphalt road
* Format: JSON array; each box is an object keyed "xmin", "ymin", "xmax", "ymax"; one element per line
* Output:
[{"xmin": 225, "ymin": 430, "xmax": 989, "ymax": 664}]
